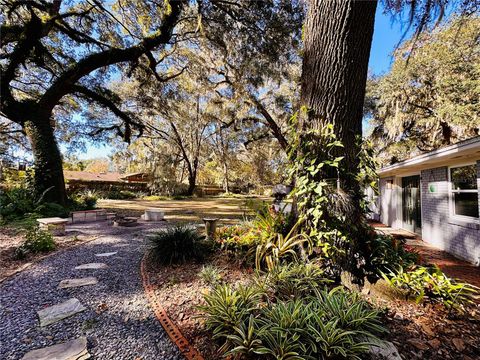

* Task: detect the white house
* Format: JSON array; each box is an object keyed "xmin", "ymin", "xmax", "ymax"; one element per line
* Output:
[{"xmin": 377, "ymin": 136, "xmax": 480, "ymax": 265}]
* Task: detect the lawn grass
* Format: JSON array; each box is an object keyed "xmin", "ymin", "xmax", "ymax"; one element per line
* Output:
[{"xmin": 98, "ymin": 196, "xmax": 272, "ymax": 225}]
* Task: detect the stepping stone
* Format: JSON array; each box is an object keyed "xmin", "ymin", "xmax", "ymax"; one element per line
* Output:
[
  {"xmin": 95, "ymin": 251, "xmax": 117, "ymax": 257},
  {"xmin": 58, "ymin": 277, "xmax": 98, "ymax": 289},
  {"xmin": 37, "ymin": 298, "xmax": 86, "ymax": 327},
  {"xmin": 75, "ymin": 263, "xmax": 108, "ymax": 270},
  {"xmin": 21, "ymin": 336, "xmax": 90, "ymax": 360}
]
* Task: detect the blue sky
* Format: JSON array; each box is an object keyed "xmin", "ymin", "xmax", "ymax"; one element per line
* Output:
[{"xmin": 75, "ymin": 4, "xmax": 409, "ymax": 160}]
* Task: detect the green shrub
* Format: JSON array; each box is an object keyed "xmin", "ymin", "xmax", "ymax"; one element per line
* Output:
[
  {"xmin": 0, "ymin": 187, "xmax": 70, "ymax": 224},
  {"xmin": 0, "ymin": 187, "xmax": 36, "ymax": 221},
  {"xmin": 199, "ymin": 265, "xmax": 223, "ymax": 287},
  {"xmin": 69, "ymin": 190, "xmax": 98, "ymax": 211},
  {"xmin": 104, "ymin": 190, "xmax": 137, "ymax": 200},
  {"xmin": 149, "ymin": 226, "xmax": 210, "ymax": 265},
  {"xmin": 367, "ymin": 234, "xmax": 419, "ymax": 276},
  {"xmin": 381, "ymin": 265, "xmax": 479, "ymax": 311},
  {"xmin": 34, "ymin": 202, "xmax": 69, "ymax": 217},
  {"xmin": 14, "ymin": 226, "xmax": 56, "ymax": 259},
  {"xmin": 215, "ymin": 224, "xmax": 260, "ymax": 264}
]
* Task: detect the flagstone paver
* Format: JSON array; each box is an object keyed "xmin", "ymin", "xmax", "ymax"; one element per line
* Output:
[
  {"xmin": 21, "ymin": 337, "xmax": 90, "ymax": 360},
  {"xmin": 38, "ymin": 298, "xmax": 86, "ymax": 327},
  {"xmin": 58, "ymin": 277, "xmax": 98, "ymax": 289},
  {"xmin": 74, "ymin": 263, "xmax": 108, "ymax": 270},
  {"xmin": 94, "ymin": 252, "xmax": 117, "ymax": 257},
  {"xmin": 0, "ymin": 221, "xmax": 181, "ymax": 360}
]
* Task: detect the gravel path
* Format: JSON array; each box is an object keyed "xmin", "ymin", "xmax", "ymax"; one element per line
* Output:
[{"xmin": 0, "ymin": 222, "xmax": 182, "ymax": 360}]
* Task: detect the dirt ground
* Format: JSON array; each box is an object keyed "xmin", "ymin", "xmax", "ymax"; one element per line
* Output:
[
  {"xmin": 0, "ymin": 227, "xmax": 100, "ymax": 282},
  {"xmin": 98, "ymin": 196, "xmax": 271, "ymax": 225}
]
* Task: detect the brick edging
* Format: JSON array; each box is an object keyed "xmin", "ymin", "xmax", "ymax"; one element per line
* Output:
[{"xmin": 140, "ymin": 253, "xmax": 204, "ymax": 360}]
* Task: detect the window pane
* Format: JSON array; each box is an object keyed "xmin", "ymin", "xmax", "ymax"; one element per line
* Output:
[
  {"xmin": 451, "ymin": 165, "xmax": 478, "ymax": 190},
  {"xmin": 454, "ymin": 192, "xmax": 479, "ymax": 218}
]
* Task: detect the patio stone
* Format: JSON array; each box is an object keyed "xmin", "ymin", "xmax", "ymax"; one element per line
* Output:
[
  {"xmin": 58, "ymin": 277, "xmax": 98, "ymax": 289},
  {"xmin": 368, "ymin": 340, "xmax": 402, "ymax": 360},
  {"xmin": 95, "ymin": 252, "xmax": 117, "ymax": 257},
  {"xmin": 75, "ymin": 263, "xmax": 108, "ymax": 270},
  {"xmin": 21, "ymin": 336, "xmax": 90, "ymax": 360},
  {"xmin": 37, "ymin": 298, "xmax": 86, "ymax": 327}
]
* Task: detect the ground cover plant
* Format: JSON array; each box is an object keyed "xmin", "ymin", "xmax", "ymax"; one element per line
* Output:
[
  {"xmin": 381, "ymin": 265, "xmax": 479, "ymax": 311},
  {"xmin": 198, "ymin": 265, "xmax": 387, "ymax": 359},
  {"xmin": 13, "ymin": 226, "xmax": 56, "ymax": 260}
]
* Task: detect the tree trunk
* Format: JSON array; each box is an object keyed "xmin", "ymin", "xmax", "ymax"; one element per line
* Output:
[
  {"xmin": 25, "ymin": 117, "xmax": 67, "ymax": 205},
  {"xmin": 301, "ymin": 0, "xmax": 377, "ymax": 170},
  {"xmin": 300, "ymin": 0, "xmax": 377, "ymax": 277},
  {"xmin": 186, "ymin": 173, "xmax": 196, "ymax": 196}
]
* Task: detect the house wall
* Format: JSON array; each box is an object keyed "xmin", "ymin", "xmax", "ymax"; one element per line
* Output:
[
  {"xmin": 379, "ymin": 160, "xmax": 480, "ymax": 265},
  {"xmin": 379, "ymin": 176, "xmax": 400, "ymax": 228},
  {"xmin": 420, "ymin": 162, "xmax": 480, "ymax": 264}
]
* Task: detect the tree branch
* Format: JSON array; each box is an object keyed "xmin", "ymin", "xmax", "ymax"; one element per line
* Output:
[
  {"xmin": 38, "ymin": 0, "xmax": 184, "ymax": 115},
  {"xmin": 71, "ymin": 85, "xmax": 144, "ymax": 143}
]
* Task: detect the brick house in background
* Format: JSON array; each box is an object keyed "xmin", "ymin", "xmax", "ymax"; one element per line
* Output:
[
  {"xmin": 377, "ymin": 136, "xmax": 480, "ymax": 265},
  {"xmin": 64, "ymin": 171, "xmax": 149, "ymax": 192}
]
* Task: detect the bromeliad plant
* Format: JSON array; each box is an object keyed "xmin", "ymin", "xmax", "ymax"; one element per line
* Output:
[
  {"xmin": 199, "ymin": 265, "xmax": 223, "ymax": 287},
  {"xmin": 197, "ymin": 283, "xmax": 263, "ymax": 342},
  {"xmin": 255, "ymin": 219, "xmax": 313, "ymax": 271},
  {"xmin": 381, "ymin": 265, "xmax": 479, "ymax": 311}
]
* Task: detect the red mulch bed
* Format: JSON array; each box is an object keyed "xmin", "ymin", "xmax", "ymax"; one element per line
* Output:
[
  {"xmin": 145, "ymin": 254, "xmax": 480, "ymax": 360},
  {"xmin": 145, "ymin": 254, "xmax": 251, "ymax": 360}
]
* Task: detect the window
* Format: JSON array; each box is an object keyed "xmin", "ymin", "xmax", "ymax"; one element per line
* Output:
[{"xmin": 449, "ymin": 164, "xmax": 479, "ymax": 219}]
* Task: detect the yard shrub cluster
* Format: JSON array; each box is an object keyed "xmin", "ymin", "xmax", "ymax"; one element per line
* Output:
[
  {"xmin": 0, "ymin": 187, "xmax": 69, "ymax": 224},
  {"xmin": 149, "ymin": 225, "xmax": 213, "ymax": 265},
  {"xmin": 381, "ymin": 265, "xmax": 478, "ymax": 311},
  {"xmin": 1, "ymin": 185, "xmax": 98, "ymax": 226},
  {"xmin": 199, "ymin": 263, "xmax": 387, "ymax": 359},
  {"xmin": 70, "ymin": 190, "xmax": 98, "ymax": 210},
  {"xmin": 14, "ymin": 226, "xmax": 56, "ymax": 260},
  {"xmin": 215, "ymin": 205, "xmax": 298, "ymax": 267},
  {"xmin": 367, "ymin": 234, "xmax": 419, "ymax": 276}
]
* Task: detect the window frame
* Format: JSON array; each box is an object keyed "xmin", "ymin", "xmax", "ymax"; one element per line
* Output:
[{"xmin": 448, "ymin": 163, "xmax": 479, "ymax": 221}]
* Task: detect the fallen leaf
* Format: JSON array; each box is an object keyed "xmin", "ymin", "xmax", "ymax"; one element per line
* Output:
[
  {"xmin": 428, "ymin": 339, "xmax": 441, "ymax": 349},
  {"xmin": 452, "ymin": 338, "xmax": 465, "ymax": 351},
  {"xmin": 407, "ymin": 339, "xmax": 429, "ymax": 351},
  {"xmin": 421, "ymin": 323, "xmax": 435, "ymax": 337}
]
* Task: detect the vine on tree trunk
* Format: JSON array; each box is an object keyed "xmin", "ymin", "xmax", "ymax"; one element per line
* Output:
[{"xmin": 287, "ymin": 109, "xmax": 379, "ymax": 280}]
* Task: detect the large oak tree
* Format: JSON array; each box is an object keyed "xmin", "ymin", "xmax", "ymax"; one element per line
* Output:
[
  {"xmin": 1, "ymin": 0, "xmax": 185, "ymax": 204},
  {"xmin": 299, "ymin": 0, "xmax": 478, "ymax": 277}
]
